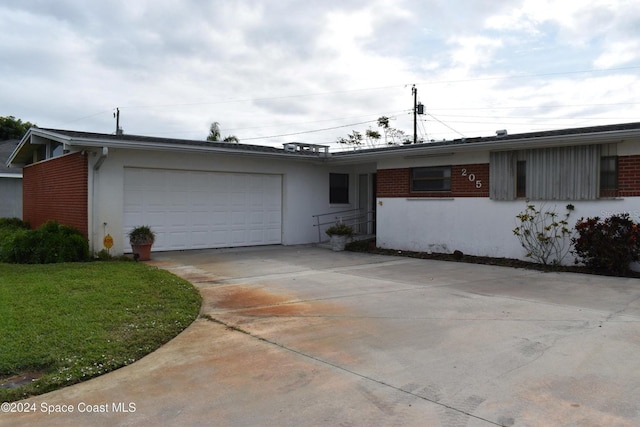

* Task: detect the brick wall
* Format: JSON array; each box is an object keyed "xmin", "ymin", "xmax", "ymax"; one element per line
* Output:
[
  {"xmin": 451, "ymin": 164, "xmax": 490, "ymax": 197},
  {"xmin": 377, "ymin": 163, "xmax": 490, "ymax": 198},
  {"xmin": 23, "ymin": 152, "xmax": 88, "ymax": 237},
  {"xmin": 377, "ymin": 168, "xmax": 410, "ymax": 197},
  {"xmin": 618, "ymin": 155, "xmax": 640, "ymax": 197}
]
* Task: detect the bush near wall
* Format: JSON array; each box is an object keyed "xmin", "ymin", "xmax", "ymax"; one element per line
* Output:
[
  {"xmin": 572, "ymin": 213, "xmax": 640, "ymax": 275},
  {"xmin": 0, "ymin": 218, "xmax": 30, "ymax": 262},
  {"xmin": 0, "ymin": 220, "xmax": 89, "ymax": 264}
]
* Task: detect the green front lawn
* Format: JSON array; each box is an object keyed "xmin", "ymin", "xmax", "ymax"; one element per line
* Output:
[{"xmin": 0, "ymin": 262, "xmax": 201, "ymax": 402}]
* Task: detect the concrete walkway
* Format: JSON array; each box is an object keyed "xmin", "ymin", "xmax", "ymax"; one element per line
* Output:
[{"xmin": 3, "ymin": 245, "xmax": 640, "ymax": 426}]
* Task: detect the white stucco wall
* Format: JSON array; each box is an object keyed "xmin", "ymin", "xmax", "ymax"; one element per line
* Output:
[
  {"xmin": 374, "ymin": 136, "xmax": 640, "ymax": 265},
  {"xmin": 376, "ymin": 197, "xmax": 639, "ymax": 265},
  {"xmin": 86, "ymin": 147, "xmax": 373, "ymax": 255}
]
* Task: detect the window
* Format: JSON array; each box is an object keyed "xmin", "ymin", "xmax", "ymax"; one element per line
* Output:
[
  {"xmin": 411, "ymin": 166, "xmax": 451, "ymax": 192},
  {"xmin": 49, "ymin": 142, "xmax": 64, "ymax": 158},
  {"xmin": 330, "ymin": 173, "xmax": 349, "ymax": 204},
  {"xmin": 600, "ymin": 156, "xmax": 618, "ymax": 196},
  {"xmin": 516, "ymin": 160, "xmax": 527, "ymax": 198}
]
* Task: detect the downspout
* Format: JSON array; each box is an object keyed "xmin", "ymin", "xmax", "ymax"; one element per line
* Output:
[
  {"xmin": 94, "ymin": 147, "xmax": 109, "ymax": 171},
  {"xmin": 89, "ymin": 147, "xmax": 108, "ymax": 255}
]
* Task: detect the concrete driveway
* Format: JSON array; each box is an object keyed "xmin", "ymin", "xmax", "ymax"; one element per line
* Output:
[{"xmin": 3, "ymin": 245, "xmax": 640, "ymax": 426}]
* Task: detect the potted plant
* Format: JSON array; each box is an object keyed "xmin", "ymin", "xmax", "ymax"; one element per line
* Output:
[
  {"xmin": 128, "ymin": 225, "xmax": 156, "ymax": 261},
  {"xmin": 325, "ymin": 222, "xmax": 353, "ymax": 252}
]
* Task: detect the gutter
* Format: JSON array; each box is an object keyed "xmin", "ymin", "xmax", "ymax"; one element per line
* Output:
[{"xmin": 329, "ymin": 130, "xmax": 637, "ymax": 163}]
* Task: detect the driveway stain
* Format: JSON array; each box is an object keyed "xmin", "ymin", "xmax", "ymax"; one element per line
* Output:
[{"xmin": 205, "ymin": 285, "xmax": 294, "ymax": 310}]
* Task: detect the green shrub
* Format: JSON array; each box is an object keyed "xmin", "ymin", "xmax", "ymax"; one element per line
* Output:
[
  {"xmin": 0, "ymin": 218, "xmax": 30, "ymax": 262},
  {"xmin": 325, "ymin": 223, "xmax": 353, "ymax": 236},
  {"xmin": 572, "ymin": 213, "xmax": 640, "ymax": 275},
  {"xmin": 6, "ymin": 221, "xmax": 89, "ymax": 264},
  {"xmin": 0, "ymin": 217, "xmax": 30, "ymax": 230},
  {"xmin": 345, "ymin": 238, "xmax": 375, "ymax": 252}
]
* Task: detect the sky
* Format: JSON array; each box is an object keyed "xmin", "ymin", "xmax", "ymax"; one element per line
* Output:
[{"xmin": 1, "ymin": 0, "xmax": 639, "ymax": 150}]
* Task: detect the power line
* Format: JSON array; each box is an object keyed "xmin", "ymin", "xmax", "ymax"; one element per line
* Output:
[
  {"xmin": 225, "ymin": 110, "xmax": 409, "ymax": 133},
  {"xmin": 424, "ymin": 113, "xmax": 466, "ymax": 138},
  {"xmin": 415, "ymin": 65, "xmax": 640, "ymax": 86},
  {"xmin": 52, "ymin": 64, "xmax": 640, "ymax": 142},
  {"xmin": 65, "ymin": 66, "xmax": 640, "ymax": 119},
  {"xmin": 428, "ymin": 101, "xmax": 640, "ymax": 111},
  {"xmin": 240, "ymin": 119, "xmax": 381, "ymax": 141}
]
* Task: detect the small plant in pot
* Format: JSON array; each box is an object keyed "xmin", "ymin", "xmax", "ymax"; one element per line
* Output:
[
  {"xmin": 128, "ymin": 225, "xmax": 156, "ymax": 261},
  {"xmin": 325, "ymin": 222, "xmax": 353, "ymax": 252}
]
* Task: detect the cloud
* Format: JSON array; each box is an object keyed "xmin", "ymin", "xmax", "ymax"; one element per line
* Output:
[
  {"xmin": 593, "ymin": 40, "xmax": 640, "ymax": 69},
  {"xmin": 0, "ymin": 0, "xmax": 638, "ymax": 147}
]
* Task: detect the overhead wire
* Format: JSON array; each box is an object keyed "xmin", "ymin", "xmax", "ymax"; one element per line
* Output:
[{"xmin": 56, "ymin": 64, "xmax": 640, "ymax": 141}]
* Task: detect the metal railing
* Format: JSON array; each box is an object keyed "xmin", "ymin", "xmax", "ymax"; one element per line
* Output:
[{"xmin": 312, "ymin": 208, "xmax": 375, "ymax": 242}]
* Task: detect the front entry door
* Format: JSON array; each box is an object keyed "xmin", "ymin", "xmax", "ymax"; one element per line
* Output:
[{"xmin": 358, "ymin": 173, "xmax": 376, "ymax": 235}]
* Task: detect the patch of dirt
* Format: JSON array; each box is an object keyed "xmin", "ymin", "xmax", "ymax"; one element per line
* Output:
[
  {"xmin": 0, "ymin": 372, "xmax": 44, "ymax": 389},
  {"xmin": 346, "ymin": 239, "xmax": 640, "ymax": 279}
]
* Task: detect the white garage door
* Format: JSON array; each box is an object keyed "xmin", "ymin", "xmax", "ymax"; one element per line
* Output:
[{"xmin": 123, "ymin": 168, "xmax": 282, "ymax": 251}]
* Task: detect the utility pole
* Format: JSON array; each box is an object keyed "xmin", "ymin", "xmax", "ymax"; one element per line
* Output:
[
  {"xmin": 114, "ymin": 108, "xmax": 123, "ymax": 135},
  {"xmin": 412, "ymin": 85, "xmax": 425, "ymax": 144},
  {"xmin": 412, "ymin": 85, "xmax": 417, "ymax": 144}
]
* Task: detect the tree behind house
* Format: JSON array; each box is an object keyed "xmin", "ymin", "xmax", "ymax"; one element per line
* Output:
[
  {"xmin": 207, "ymin": 122, "xmax": 239, "ymax": 143},
  {"xmin": 0, "ymin": 116, "xmax": 35, "ymax": 140}
]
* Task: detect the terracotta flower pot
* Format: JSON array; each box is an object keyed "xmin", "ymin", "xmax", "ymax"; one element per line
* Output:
[{"xmin": 131, "ymin": 243, "xmax": 153, "ymax": 261}]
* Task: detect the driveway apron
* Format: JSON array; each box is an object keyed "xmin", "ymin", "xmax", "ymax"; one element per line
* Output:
[{"xmin": 3, "ymin": 245, "xmax": 640, "ymax": 426}]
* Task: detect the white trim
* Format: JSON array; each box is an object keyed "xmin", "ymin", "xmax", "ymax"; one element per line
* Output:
[{"xmin": 0, "ymin": 173, "xmax": 22, "ymax": 179}]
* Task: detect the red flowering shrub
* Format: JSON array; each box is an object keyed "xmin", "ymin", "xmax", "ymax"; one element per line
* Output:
[{"xmin": 572, "ymin": 213, "xmax": 640, "ymax": 275}]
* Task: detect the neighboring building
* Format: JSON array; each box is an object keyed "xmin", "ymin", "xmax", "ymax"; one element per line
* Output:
[
  {"xmin": 0, "ymin": 139, "xmax": 22, "ymax": 218},
  {"xmin": 7, "ymin": 123, "xmax": 640, "ymax": 263}
]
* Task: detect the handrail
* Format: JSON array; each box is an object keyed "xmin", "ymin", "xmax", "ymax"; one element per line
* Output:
[
  {"xmin": 311, "ymin": 208, "xmax": 363, "ymax": 219},
  {"xmin": 312, "ymin": 208, "xmax": 375, "ymax": 242}
]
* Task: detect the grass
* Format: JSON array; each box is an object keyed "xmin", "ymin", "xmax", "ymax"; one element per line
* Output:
[{"xmin": 0, "ymin": 261, "xmax": 201, "ymax": 402}]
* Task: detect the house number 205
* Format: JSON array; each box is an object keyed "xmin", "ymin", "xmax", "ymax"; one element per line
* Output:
[{"xmin": 461, "ymin": 168, "xmax": 482, "ymax": 188}]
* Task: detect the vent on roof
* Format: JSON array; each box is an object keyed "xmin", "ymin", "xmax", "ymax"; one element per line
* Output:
[
  {"xmin": 283, "ymin": 142, "xmax": 329, "ymax": 157},
  {"xmin": 496, "ymin": 129, "xmax": 508, "ymax": 137}
]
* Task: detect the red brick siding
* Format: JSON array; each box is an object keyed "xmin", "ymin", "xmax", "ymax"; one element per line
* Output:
[
  {"xmin": 377, "ymin": 163, "xmax": 489, "ymax": 198},
  {"xmin": 618, "ymin": 155, "xmax": 640, "ymax": 197},
  {"xmin": 23, "ymin": 152, "xmax": 88, "ymax": 237},
  {"xmin": 377, "ymin": 168, "xmax": 410, "ymax": 197},
  {"xmin": 451, "ymin": 164, "xmax": 490, "ymax": 197}
]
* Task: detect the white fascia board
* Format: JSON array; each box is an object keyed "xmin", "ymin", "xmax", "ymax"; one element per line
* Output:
[
  {"xmin": 0, "ymin": 173, "xmax": 22, "ymax": 178},
  {"xmin": 6, "ymin": 128, "xmax": 74, "ymax": 166},
  {"xmin": 5, "ymin": 129, "xmax": 33, "ymax": 166}
]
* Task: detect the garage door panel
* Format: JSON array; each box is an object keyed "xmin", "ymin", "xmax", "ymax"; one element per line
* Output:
[
  {"xmin": 232, "ymin": 212, "xmax": 247, "ymax": 225},
  {"xmin": 124, "ymin": 168, "xmax": 282, "ymax": 251},
  {"xmin": 190, "ymin": 231, "xmax": 210, "ymax": 247},
  {"xmin": 191, "ymin": 211, "xmax": 211, "ymax": 226},
  {"xmin": 211, "ymin": 211, "xmax": 230, "ymax": 225},
  {"xmin": 231, "ymin": 230, "xmax": 247, "ymax": 244},
  {"xmin": 166, "ymin": 231, "xmax": 188, "ymax": 248},
  {"xmin": 210, "ymin": 230, "xmax": 228, "ymax": 245}
]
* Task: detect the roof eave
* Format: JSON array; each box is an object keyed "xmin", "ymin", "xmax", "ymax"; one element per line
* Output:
[
  {"xmin": 8, "ymin": 128, "xmax": 330, "ymax": 164},
  {"xmin": 66, "ymin": 138, "xmax": 327, "ymax": 161},
  {"xmin": 330, "ymin": 128, "xmax": 638, "ymax": 163},
  {"xmin": 6, "ymin": 128, "xmax": 36, "ymax": 167}
]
